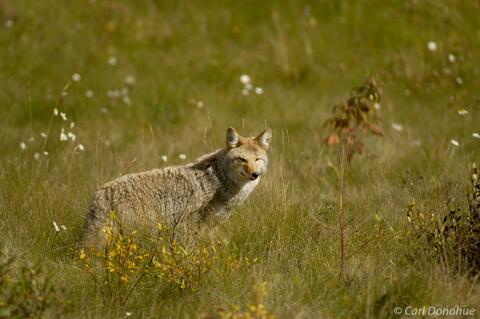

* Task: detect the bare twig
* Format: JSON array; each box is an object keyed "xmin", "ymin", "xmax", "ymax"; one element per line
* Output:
[
  {"xmin": 309, "ymin": 212, "xmax": 335, "ymax": 232},
  {"xmin": 338, "ymin": 140, "xmax": 347, "ymax": 279}
]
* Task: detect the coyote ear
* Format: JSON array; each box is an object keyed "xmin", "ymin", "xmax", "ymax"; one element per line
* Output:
[
  {"xmin": 226, "ymin": 127, "xmax": 241, "ymax": 149},
  {"xmin": 256, "ymin": 128, "xmax": 272, "ymax": 150}
]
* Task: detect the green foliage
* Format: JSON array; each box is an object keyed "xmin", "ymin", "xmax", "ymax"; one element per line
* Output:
[
  {"xmin": 407, "ymin": 164, "xmax": 480, "ymax": 274},
  {"xmin": 79, "ymin": 212, "xmax": 153, "ymax": 305},
  {"xmin": 152, "ymin": 239, "xmax": 218, "ymax": 291},
  {"xmin": 216, "ymin": 282, "xmax": 275, "ymax": 319},
  {"xmin": 79, "ymin": 213, "xmax": 257, "ymax": 306},
  {"xmin": 0, "ymin": 244, "xmax": 65, "ymax": 318},
  {"xmin": 0, "ymin": 0, "xmax": 480, "ymax": 317}
]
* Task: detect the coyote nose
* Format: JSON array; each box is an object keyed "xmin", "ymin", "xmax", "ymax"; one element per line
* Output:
[{"xmin": 251, "ymin": 172, "xmax": 260, "ymax": 179}]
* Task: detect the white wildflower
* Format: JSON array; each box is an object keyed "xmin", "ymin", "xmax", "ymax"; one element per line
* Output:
[
  {"xmin": 85, "ymin": 90, "xmax": 94, "ymax": 98},
  {"xmin": 34, "ymin": 152, "xmax": 40, "ymax": 160},
  {"xmin": 244, "ymin": 83, "xmax": 253, "ymax": 91},
  {"xmin": 458, "ymin": 108, "xmax": 468, "ymax": 116},
  {"xmin": 125, "ymin": 312, "xmax": 132, "ymax": 317},
  {"xmin": 448, "ymin": 54, "xmax": 456, "ymax": 63},
  {"xmin": 392, "ymin": 123, "xmax": 404, "ymax": 131},
  {"xmin": 53, "ymin": 108, "xmax": 59, "ymax": 116},
  {"xmin": 240, "ymin": 74, "xmax": 251, "ymax": 84},
  {"xmin": 125, "ymin": 75, "xmax": 136, "ymax": 85},
  {"xmin": 254, "ymin": 87, "xmax": 264, "ymax": 95},
  {"xmin": 53, "ymin": 221, "xmax": 67, "ymax": 232},
  {"xmin": 40, "ymin": 132, "xmax": 47, "ymax": 138},
  {"xmin": 450, "ymin": 139, "xmax": 459, "ymax": 147},
  {"xmin": 107, "ymin": 90, "xmax": 121, "ymax": 98},
  {"xmin": 374, "ymin": 102, "xmax": 381, "ymax": 110},
  {"xmin": 72, "ymin": 73, "xmax": 81, "ymax": 82},
  {"xmin": 78, "ymin": 144, "xmax": 85, "ymax": 151},
  {"xmin": 70, "ymin": 122, "xmax": 75, "ymax": 129},
  {"xmin": 108, "ymin": 56, "xmax": 117, "ymax": 66},
  {"xmin": 473, "ymin": 133, "xmax": 480, "ymax": 139},
  {"xmin": 196, "ymin": 101, "xmax": 204, "ymax": 108},
  {"xmin": 43, "ymin": 151, "xmax": 49, "ymax": 156},
  {"xmin": 60, "ymin": 112, "xmax": 67, "ymax": 121},
  {"xmin": 456, "ymin": 77, "xmax": 464, "ymax": 85},
  {"xmin": 122, "ymin": 96, "xmax": 132, "ymax": 106},
  {"xmin": 67, "ymin": 132, "xmax": 76, "ymax": 142},
  {"xmin": 427, "ymin": 41, "xmax": 437, "ymax": 51},
  {"xmin": 161, "ymin": 155, "xmax": 168, "ymax": 162},
  {"xmin": 60, "ymin": 128, "xmax": 68, "ymax": 141},
  {"xmin": 19, "ymin": 142, "xmax": 26, "ymax": 150},
  {"xmin": 53, "ymin": 221, "xmax": 60, "ymax": 233},
  {"xmin": 178, "ymin": 154, "xmax": 187, "ymax": 160}
]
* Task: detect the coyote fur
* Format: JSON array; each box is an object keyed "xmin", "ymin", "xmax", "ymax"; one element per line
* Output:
[{"xmin": 82, "ymin": 127, "xmax": 272, "ymax": 246}]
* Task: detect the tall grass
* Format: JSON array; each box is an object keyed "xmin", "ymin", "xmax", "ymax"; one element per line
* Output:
[{"xmin": 1, "ymin": 0, "xmax": 480, "ymax": 317}]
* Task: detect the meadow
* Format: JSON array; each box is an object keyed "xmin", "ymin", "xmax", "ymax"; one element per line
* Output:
[{"xmin": 1, "ymin": 1, "xmax": 480, "ymax": 318}]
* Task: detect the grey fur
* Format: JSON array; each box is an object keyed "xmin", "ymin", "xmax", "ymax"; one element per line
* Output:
[{"xmin": 81, "ymin": 128, "xmax": 271, "ymax": 247}]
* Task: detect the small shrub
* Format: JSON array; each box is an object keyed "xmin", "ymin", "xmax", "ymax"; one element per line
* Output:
[
  {"xmin": 79, "ymin": 212, "xmax": 257, "ymax": 305},
  {"xmin": 325, "ymin": 75, "xmax": 383, "ymax": 160},
  {"xmin": 324, "ymin": 76, "xmax": 383, "ymax": 278},
  {"xmin": 217, "ymin": 282, "xmax": 275, "ymax": 319},
  {"xmin": 407, "ymin": 164, "xmax": 480, "ymax": 274},
  {"xmin": 79, "ymin": 212, "xmax": 153, "ymax": 305},
  {"xmin": 0, "ymin": 244, "xmax": 64, "ymax": 318},
  {"xmin": 152, "ymin": 238, "xmax": 216, "ymax": 291}
]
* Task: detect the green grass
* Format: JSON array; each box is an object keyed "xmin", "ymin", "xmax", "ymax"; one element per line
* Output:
[{"xmin": 1, "ymin": 0, "xmax": 480, "ymax": 317}]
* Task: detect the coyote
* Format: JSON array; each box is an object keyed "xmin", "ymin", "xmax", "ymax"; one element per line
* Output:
[{"xmin": 82, "ymin": 127, "xmax": 272, "ymax": 246}]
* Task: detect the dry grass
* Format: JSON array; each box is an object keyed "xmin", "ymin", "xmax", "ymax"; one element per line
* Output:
[{"xmin": 1, "ymin": 0, "xmax": 480, "ymax": 318}]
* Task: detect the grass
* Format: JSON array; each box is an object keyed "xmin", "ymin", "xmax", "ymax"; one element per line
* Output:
[{"xmin": 1, "ymin": 0, "xmax": 480, "ymax": 317}]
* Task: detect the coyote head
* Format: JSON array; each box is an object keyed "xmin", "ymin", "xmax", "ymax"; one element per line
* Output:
[{"xmin": 223, "ymin": 127, "xmax": 272, "ymax": 184}]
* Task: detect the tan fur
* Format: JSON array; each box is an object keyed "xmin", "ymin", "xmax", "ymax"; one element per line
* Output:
[{"xmin": 81, "ymin": 128, "xmax": 272, "ymax": 247}]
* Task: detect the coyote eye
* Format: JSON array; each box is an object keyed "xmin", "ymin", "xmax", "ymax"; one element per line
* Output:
[
  {"xmin": 237, "ymin": 157, "xmax": 247, "ymax": 163},
  {"xmin": 256, "ymin": 158, "xmax": 264, "ymax": 162}
]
